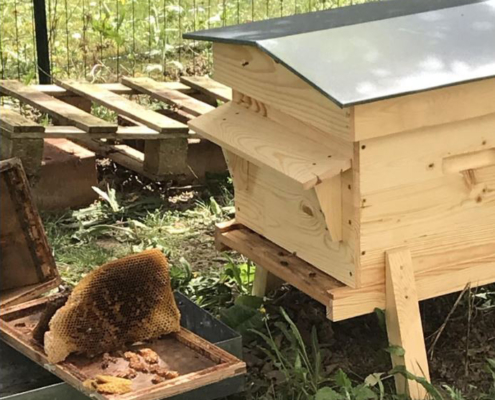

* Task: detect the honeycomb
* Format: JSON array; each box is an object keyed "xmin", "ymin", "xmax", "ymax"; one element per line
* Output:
[{"xmin": 44, "ymin": 249, "xmax": 181, "ymax": 363}]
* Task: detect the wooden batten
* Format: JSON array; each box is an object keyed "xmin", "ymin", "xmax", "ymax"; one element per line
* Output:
[
  {"xmin": 212, "ymin": 43, "xmax": 352, "ymax": 142},
  {"xmin": 314, "ymin": 174, "xmax": 343, "ymax": 242},
  {"xmin": 189, "ymin": 101, "xmax": 351, "ymax": 190}
]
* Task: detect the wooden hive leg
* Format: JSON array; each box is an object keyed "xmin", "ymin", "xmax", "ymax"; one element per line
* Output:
[
  {"xmin": 385, "ymin": 248, "xmax": 430, "ymax": 400},
  {"xmin": 143, "ymin": 138, "xmax": 188, "ymax": 177},
  {"xmin": 252, "ymin": 266, "xmax": 283, "ymax": 298}
]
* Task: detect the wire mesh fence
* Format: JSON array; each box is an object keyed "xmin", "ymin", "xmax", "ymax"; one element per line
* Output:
[{"xmin": 0, "ymin": 0, "xmax": 362, "ymax": 83}]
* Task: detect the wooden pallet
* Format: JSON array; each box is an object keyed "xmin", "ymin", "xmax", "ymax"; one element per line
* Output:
[{"xmin": 0, "ymin": 76, "xmax": 232, "ymax": 180}]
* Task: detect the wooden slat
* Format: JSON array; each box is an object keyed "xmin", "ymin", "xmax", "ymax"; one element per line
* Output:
[
  {"xmin": 353, "ymin": 78, "xmax": 495, "ymax": 141},
  {"xmin": 57, "ymin": 80, "xmax": 188, "ymax": 134},
  {"xmin": 0, "ymin": 107, "xmax": 45, "ymax": 133},
  {"xmin": 122, "ymin": 77, "xmax": 215, "ymax": 117},
  {"xmin": 329, "ymin": 255, "xmax": 495, "ymax": 321},
  {"xmin": 190, "ymin": 101, "xmax": 351, "ymax": 189},
  {"xmin": 216, "ymin": 221, "xmax": 343, "ymax": 307},
  {"xmin": 29, "ymin": 82, "xmax": 194, "ymax": 97},
  {"xmin": 2, "ymin": 125, "xmax": 191, "ymax": 139},
  {"xmin": 0, "ymin": 80, "xmax": 117, "ymax": 134},
  {"xmin": 180, "ymin": 76, "xmax": 232, "ymax": 103}
]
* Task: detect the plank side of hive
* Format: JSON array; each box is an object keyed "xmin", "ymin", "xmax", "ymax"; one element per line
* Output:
[{"xmin": 190, "ymin": 41, "xmax": 495, "ymax": 321}]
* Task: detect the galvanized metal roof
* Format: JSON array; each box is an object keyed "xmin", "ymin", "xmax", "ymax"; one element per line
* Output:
[{"xmin": 184, "ymin": 0, "xmax": 495, "ymax": 107}]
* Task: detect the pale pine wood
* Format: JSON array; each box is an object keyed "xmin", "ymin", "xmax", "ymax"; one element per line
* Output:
[
  {"xmin": 122, "ymin": 77, "xmax": 215, "ymax": 117},
  {"xmin": 190, "ymin": 102, "xmax": 351, "ymax": 190},
  {"xmin": 353, "ymin": 78, "xmax": 495, "ymax": 141},
  {"xmin": 230, "ymin": 156, "xmax": 357, "ymax": 287},
  {"xmin": 212, "ymin": 43, "xmax": 352, "ymax": 141},
  {"xmin": 233, "ymin": 91, "xmax": 353, "ymax": 160},
  {"xmin": 357, "ymin": 115, "xmax": 495, "ymax": 288},
  {"xmin": 329, "ymin": 255, "xmax": 495, "ymax": 321},
  {"xmin": 180, "ymin": 75, "xmax": 232, "ymax": 103},
  {"xmin": 216, "ymin": 223, "xmax": 343, "ymax": 306},
  {"xmin": 385, "ymin": 248, "xmax": 430, "ymax": 399},
  {"xmin": 0, "ymin": 107, "xmax": 44, "ymax": 133},
  {"xmin": 0, "ymin": 80, "xmax": 117, "ymax": 133},
  {"xmin": 223, "ymin": 149, "xmax": 249, "ymax": 191},
  {"xmin": 58, "ymin": 80, "xmax": 188, "ymax": 134},
  {"xmin": 315, "ymin": 174, "xmax": 343, "ymax": 242}
]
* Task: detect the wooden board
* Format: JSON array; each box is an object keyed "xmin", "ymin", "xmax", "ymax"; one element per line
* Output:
[
  {"xmin": 122, "ymin": 77, "xmax": 215, "ymax": 117},
  {"xmin": 225, "ymin": 152, "xmax": 357, "ymax": 287},
  {"xmin": 358, "ymin": 113, "xmax": 495, "ymax": 288},
  {"xmin": 31, "ymin": 82, "xmax": 194, "ymax": 98},
  {"xmin": 0, "ymin": 158, "xmax": 60, "ymax": 308},
  {"xmin": 215, "ymin": 221, "xmax": 495, "ymax": 321},
  {"xmin": 0, "ymin": 80, "xmax": 117, "ymax": 134},
  {"xmin": 216, "ymin": 221, "xmax": 343, "ymax": 307},
  {"xmin": 385, "ymin": 248, "xmax": 429, "ymax": 398},
  {"xmin": 353, "ymin": 78, "xmax": 495, "ymax": 141},
  {"xmin": 180, "ymin": 76, "xmax": 232, "ymax": 103},
  {"xmin": 57, "ymin": 80, "xmax": 188, "ymax": 134},
  {"xmin": 2, "ymin": 125, "xmax": 191, "ymax": 140},
  {"xmin": 0, "ymin": 295, "xmax": 246, "ymax": 400},
  {"xmin": 0, "ymin": 107, "xmax": 45, "ymax": 133},
  {"xmin": 212, "ymin": 43, "xmax": 352, "ymax": 141},
  {"xmin": 190, "ymin": 102, "xmax": 351, "ymax": 190}
]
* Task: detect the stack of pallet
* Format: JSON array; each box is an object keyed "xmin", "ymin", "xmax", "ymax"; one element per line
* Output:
[{"xmin": 0, "ymin": 76, "xmax": 231, "ymax": 180}]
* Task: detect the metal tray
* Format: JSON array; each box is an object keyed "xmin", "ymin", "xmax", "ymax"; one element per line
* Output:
[{"xmin": 0, "ymin": 292, "xmax": 244, "ymax": 400}]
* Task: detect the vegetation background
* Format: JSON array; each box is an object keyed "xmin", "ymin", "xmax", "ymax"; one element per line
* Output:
[{"xmin": 0, "ymin": 0, "xmax": 360, "ymax": 82}]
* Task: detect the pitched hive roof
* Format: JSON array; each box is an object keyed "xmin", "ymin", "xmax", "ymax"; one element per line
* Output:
[{"xmin": 184, "ymin": 0, "xmax": 495, "ymax": 107}]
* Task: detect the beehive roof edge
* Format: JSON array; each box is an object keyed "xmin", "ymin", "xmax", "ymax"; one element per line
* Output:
[{"xmin": 184, "ymin": 0, "xmax": 495, "ymax": 107}]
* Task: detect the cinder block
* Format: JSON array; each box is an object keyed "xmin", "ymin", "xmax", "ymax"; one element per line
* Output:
[{"xmin": 32, "ymin": 139, "xmax": 98, "ymax": 210}]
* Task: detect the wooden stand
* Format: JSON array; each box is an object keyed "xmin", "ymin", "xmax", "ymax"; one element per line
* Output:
[{"xmin": 216, "ymin": 222, "xmax": 479, "ymax": 398}]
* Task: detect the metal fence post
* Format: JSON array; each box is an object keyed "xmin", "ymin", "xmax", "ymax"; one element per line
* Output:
[{"xmin": 33, "ymin": 0, "xmax": 51, "ymax": 84}]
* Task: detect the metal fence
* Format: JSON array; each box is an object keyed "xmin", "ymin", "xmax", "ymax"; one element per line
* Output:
[{"xmin": 0, "ymin": 0, "xmax": 359, "ymax": 83}]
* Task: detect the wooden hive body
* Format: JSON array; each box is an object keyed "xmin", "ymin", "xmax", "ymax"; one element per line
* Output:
[{"xmin": 190, "ymin": 43, "xmax": 495, "ymax": 320}]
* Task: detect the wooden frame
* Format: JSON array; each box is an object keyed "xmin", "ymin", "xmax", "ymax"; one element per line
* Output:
[
  {"xmin": 0, "ymin": 158, "xmax": 60, "ymax": 308},
  {"xmin": 0, "ymin": 295, "xmax": 246, "ymax": 400}
]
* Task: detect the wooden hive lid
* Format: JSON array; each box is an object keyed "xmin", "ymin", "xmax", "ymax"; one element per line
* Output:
[
  {"xmin": 0, "ymin": 158, "xmax": 60, "ymax": 309},
  {"xmin": 184, "ymin": 0, "xmax": 495, "ymax": 107}
]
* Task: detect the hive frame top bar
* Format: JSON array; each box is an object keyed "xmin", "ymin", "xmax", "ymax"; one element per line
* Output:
[{"xmin": 184, "ymin": 0, "xmax": 495, "ymax": 107}]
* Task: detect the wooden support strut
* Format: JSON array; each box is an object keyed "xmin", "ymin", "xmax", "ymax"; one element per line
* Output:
[{"xmin": 385, "ymin": 248, "xmax": 430, "ymax": 399}]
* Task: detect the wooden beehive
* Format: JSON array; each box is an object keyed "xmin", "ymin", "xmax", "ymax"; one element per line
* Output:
[
  {"xmin": 188, "ymin": 0, "xmax": 495, "ymax": 321},
  {"xmin": 187, "ymin": 2, "xmax": 495, "ymax": 394}
]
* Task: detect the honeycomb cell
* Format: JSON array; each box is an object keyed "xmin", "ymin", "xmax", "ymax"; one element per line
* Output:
[{"xmin": 44, "ymin": 249, "xmax": 181, "ymax": 363}]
